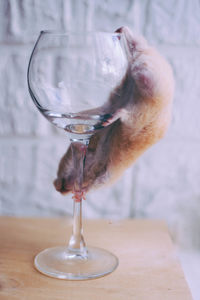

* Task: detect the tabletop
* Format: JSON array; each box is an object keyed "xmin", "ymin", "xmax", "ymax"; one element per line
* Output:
[{"xmin": 0, "ymin": 217, "xmax": 192, "ymax": 300}]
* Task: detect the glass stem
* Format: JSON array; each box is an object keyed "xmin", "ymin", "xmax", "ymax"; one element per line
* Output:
[
  {"xmin": 68, "ymin": 197, "xmax": 86, "ymax": 251},
  {"xmin": 67, "ymin": 138, "xmax": 89, "ymax": 255}
]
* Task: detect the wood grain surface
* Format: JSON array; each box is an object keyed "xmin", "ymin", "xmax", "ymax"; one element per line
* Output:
[{"xmin": 0, "ymin": 217, "xmax": 192, "ymax": 300}]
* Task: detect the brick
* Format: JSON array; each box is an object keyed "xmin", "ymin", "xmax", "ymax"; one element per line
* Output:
[
  {"xmin": 63, "ymin": 0, "xmax": 95, "ymax": 32},
  {"xmin": 133, "ymin": 139, "xmax": 200, "ymax": 249},
  {"xmin": 94, "ymin": 0, "xmax": 147, "ymax": 33},
  {"xmin": 0, "ymin": 0, "xmax": 64, "ymax": 43},
  {"xmin": 159, "ymin": 47, "xmax": 200, "ymax": 141},
  {"xmin": 145, "ymin": 0, "xmax": 200, "ymax": 45},
  {"xmin": 0, "ymin": 138, "xmax": 72, "ymax": 216},
  {"xmin": 0, "ymin": 50, "xmax": 60, "ymax": 136}
]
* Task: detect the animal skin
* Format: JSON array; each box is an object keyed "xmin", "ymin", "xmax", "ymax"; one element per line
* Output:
[{"xmin": 54, "ymin": 26, "xmax": 174, "ymax": 195}]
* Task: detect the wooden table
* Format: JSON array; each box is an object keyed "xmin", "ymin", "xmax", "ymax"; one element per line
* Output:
[{"xmin": 0, "ymin": 217, "xmax": 192, "ymax": 300}]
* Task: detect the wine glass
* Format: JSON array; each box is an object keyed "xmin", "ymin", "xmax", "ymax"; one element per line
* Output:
[{"xmin": 27, "ymin": 30, "xmax": 128, "ymax": 280}]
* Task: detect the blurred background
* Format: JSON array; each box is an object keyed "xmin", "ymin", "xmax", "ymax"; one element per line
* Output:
[{"xmin": 0, "ymin": 0, "xmax": 200, "ymax": 298}]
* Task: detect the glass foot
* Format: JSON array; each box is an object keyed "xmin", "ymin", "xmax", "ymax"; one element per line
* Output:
[{"xmin": 34, "ymin": 246, "xmax": 118, "ymax": 280}]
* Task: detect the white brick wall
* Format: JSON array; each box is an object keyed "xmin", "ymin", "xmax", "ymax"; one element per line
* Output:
[
  {"xmin": 1, "ymin": 0, "xmax": 200, "ymax": 227},
  {"xmin": 1, "ymin": 0, "xmax": 200, "ymax": 297}
]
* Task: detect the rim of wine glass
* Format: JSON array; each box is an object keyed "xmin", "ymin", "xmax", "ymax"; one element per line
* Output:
[{"xmin": 40, "ymin": 30, "xmax": 122, "ymax": 37}]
